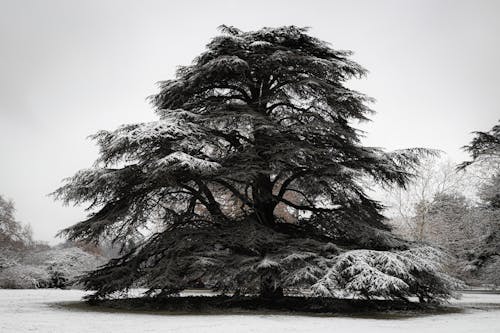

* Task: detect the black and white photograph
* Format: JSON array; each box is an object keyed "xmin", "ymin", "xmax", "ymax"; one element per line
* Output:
[{"xmin": 0, "ymin": 0, "xmax": 499, "ymax": 332}]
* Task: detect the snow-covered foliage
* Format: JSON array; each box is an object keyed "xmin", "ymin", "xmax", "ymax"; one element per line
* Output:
[
  {"xmin": 80, "ymin": 219, "xmax": 458, "ymax": 302},
  {"xmin": 34, "ymin": 247, "xmax": 105, "ymax": 288},
  {"xmin": 0, "ymin": 247, "xmax": 104, "ymax": 289},
  {"xmin": 91, "ymin": 110, "xmax": 206, "ymax": 165},
  {"xmin": 379, "ymin": 159, "xmax": 500, "ymax": 287},
  {"xmin": 480, "ymin": 256, "xmax": 500, "ymax": 286},
  {"xmin": 0, "ymin": 251, "xmax": 19, "ymax": 270},
  {"xmin": 460, "ymin": 120, "xmax": 500, "ymax": 169},
  {"xmin": 156, "ymin": 152, "xmax": 221, "ymax": 175},
  {"xmin": 0, "ymin": 264, "xmax": 50, "ymax": 289},
  {"xmin": 461, "ymin": 207, "xmax": 500, "ymax": 286},
  {"xmin": 53, "ymin": 26, "xmax": 457, "ymax": 302},
  {"xmin": 455, "ymin": 121, "xmax": 500, "ymax": 286},
  {"xmin": 312, "ymin": 247, "xmax": 460, "ymax": 301}
]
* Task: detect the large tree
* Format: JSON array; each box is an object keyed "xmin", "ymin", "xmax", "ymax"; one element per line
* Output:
[{"xmin": 54, "ymin": 26, "xmax": 456, "ymax": 301}]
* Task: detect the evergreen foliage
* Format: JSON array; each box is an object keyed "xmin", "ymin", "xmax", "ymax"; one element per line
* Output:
[
  {"xmin": 454, "ymin": 120, "xmax": 500, "ymax": 286},
  {"xmin": 459, "ymin": 120, "xmax": 500, "ymax": 169},
  {"xmin": 54, "ymin": 26, "xmax": 455, "ymax": 301}
]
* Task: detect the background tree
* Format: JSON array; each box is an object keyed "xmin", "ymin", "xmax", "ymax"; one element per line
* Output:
[
  {"xmin": 424, "ymin": 193, "xmax": 472, "ymax": 249},
  {"xmin": 0, "ymin": 194, "xmax": 33, "ymax": 251},
  {"xmin": 379, "ymin": 155, "xmax": 473, "ymax": 241},
  {"xmin": 54, "ymin": 26, "xmax": 457, "ymax": 301},
  {"xmin": 461, "ymin": 120, "xmax": 500, "ymax": 284},
  {"xmin": 376, "ymin": 142, "xmax": 499, "ymax": 286},
  {"xmin": 459, "ymin": 120, "xmax": 500, "ymax": 286},
  {"xmin": 389, "ymin": 121, "xmax": 500, "ymax": 286},
  {"xmin": 460, "ymin": 120, "xmax": 500, "ymax": 169},
  {"xmin": 478, "ymin": 172, "xmax": 500, "ymax": 209}
]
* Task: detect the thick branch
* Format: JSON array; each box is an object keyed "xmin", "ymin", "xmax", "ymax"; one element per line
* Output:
[
  {"xmin": 212, "ymin": 179, "xmax": 254, "ymax": 207},
  {"xmin": 194, "ymin": 179, "xmax": 226, "ymax": 219},
  {"xmin": 208, "ymin": 84, "xmax": 252, "ymax": 102},
  {"xmin": 276, "ymin": 169, "xmax": 311, "ymax": 200},
  {"xmin": 274, "ymin": 196, "xmax": 332, "ymax": 213}
]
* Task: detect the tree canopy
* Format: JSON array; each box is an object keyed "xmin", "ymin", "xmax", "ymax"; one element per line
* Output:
[{"xmin": 54, "ymin": 26, "xmax": 456, "ymax": 301}]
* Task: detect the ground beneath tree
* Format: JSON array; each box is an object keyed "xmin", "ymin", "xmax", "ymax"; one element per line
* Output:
[
  {"xmin": 1, "ymin": 289, "xmax": 500, "ymax": 332},
  {"xmin": 84, "ymin": 294, "xmax": 447, "ymax": 316}
]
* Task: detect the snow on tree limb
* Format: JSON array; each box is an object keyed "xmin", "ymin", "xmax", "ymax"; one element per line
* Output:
[{"xmin": 156, "ymin": 152, "xmax": 221, "ymax": 175}]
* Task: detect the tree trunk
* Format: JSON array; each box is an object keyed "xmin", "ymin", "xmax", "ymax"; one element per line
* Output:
[
  {"xmin": 252, "ymin": 174, "xmax": 277, "ymax": 227},
  {"xmin": 251, "ymin": 102, "xmax": 278, "ymax": 226},
  {"xmin": 259, "ymin": 269, "xmax": 283, "ymax": 299}
]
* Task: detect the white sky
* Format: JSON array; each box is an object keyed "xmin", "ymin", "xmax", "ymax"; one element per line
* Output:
[{"xmin": 0, "ymin": 0, "xmax": 499, "ymax": 244}]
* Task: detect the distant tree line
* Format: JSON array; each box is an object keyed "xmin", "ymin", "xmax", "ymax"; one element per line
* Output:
[
  {"xmin": 0, "ymin": 194, "xmax": 104, "ymax": 289},
  {"xmin": 382, "ymin": 121, "xmax": 500, "ymax": 287}
]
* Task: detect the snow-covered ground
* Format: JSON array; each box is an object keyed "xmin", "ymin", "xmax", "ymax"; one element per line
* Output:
[{"xmin": 1, "ymin": 289, "xmax": 499, "ymax": 333}]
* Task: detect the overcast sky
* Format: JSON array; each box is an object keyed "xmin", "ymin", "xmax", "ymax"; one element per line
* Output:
[{"xmin": 1, "ymin": 0, "xmax": 499, "ymax": 244}]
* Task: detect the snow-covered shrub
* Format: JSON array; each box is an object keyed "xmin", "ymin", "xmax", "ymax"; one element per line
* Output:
[
  {"xmin": 0, "ymin": 264, "xmax": 50, "ymax": 289},
  {"xmin": 0, "ymin": 247, "xmax": 104, "ymax": 289},
  {"xmin": 26, "ymin": 247, "xmax": 104, "ymax": 288},
  {"xmin": 0, "ymin": 251, "xmax": 19, "ymax": 270},
  {"xmin": 478, "ymin": 255, "xmax": 500, "ymax": 286}
]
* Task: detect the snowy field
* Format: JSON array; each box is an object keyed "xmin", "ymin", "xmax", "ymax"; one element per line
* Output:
[{"xmin": 1, "ymin": 289, "xmax": 499, "ymax": 333}]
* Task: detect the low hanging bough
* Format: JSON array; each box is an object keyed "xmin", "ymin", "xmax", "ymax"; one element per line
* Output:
[
  {"xmin": 53, "ymin": 25, "xmax": 459, "ymax": 303},
  {"xmin": 79, "ymin": 219, "xmax": 459, "ymax": 302}
]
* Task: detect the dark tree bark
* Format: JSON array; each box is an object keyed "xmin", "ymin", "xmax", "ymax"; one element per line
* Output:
[{"xmin": 259, "ymin": 268, "xmax": 284, "ymax": 299}]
